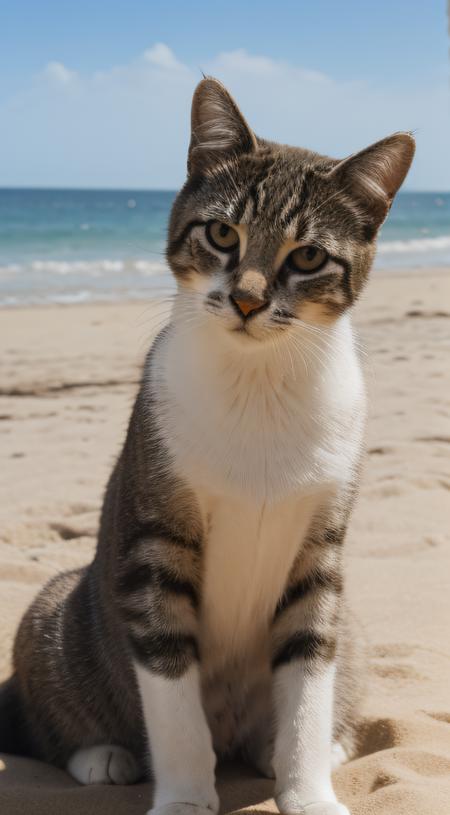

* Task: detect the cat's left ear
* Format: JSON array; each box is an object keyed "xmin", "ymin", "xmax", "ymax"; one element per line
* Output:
[
  {"xmin": 188, "ymin": 77, "xmax": 257, "ymax": 175},
  {"xmin": 328, "ymin": 132, "xmax": 415, "ymax": 229}
]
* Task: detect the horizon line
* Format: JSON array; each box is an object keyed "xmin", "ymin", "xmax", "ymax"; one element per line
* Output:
[{"xmin": 0, "ymin": 185, "xmax": 449, "ymax": 195}]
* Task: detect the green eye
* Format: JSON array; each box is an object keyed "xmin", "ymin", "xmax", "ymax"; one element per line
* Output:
[
  {"xmin": 288, "ymin": 245, "xmax": 328, "ymax": 273},
  {"xmin": 206, "ymin": 221, "xmax": 239, "ymax": 252}
]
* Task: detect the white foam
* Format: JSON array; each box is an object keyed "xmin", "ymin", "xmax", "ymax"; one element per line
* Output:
[
  {"xmin": 0, "ymin": 257, "xmax": 173, "ymax": 306},
  {"xmin": 378, "ymin": 235, "xmax": 450, "ymax": 254},
  {"xmin": 0, "ymin": 258, "xmax": 169, "ymax": 278}
]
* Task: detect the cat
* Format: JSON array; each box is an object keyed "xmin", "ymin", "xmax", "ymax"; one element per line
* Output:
[{"xmin": 0, "ymin": 78, "xmax": 414, "ymax": 815}]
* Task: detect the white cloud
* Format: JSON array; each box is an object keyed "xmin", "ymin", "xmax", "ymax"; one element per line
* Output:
[
  {"xmin": 43, "ymin": 61, "xmax": 77, "ymax": 84},
  {"xmin": 1, "ymin": 44, "xmax": 449, "ymax": 189},
  {"xmin": 211, "ymin": 49, "xmax": 281, "ymax": 77},
  {"xmin": 210, "ymin": 48, "xmax": 328, "ymax": 84},
  {"xmin": 142, "ymin": 43, "xmax": 187, "ymax": 72}
]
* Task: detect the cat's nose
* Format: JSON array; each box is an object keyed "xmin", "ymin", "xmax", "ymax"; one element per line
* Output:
[
  {"xmin": 230, "ymin": 293, "xmax": 268, "ymax": 317},
  {"xmin": 230, "ymin": 270, "xmax": 270, "ymax": 317}
]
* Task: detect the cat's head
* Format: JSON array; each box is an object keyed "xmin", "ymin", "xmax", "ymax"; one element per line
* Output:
[{"xmin": 167, "ymin": 78, "xmax": 414, "ymax": 344}]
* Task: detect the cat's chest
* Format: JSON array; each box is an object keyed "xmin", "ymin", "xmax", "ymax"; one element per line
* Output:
[
  {"xmin": 197, "ymin": 488, "xmax": 324, "ymax": 673},
  {"xmin": 158, "ymin": 354, "xmax": 347, "ymax": 505},
  {"xmin": 155, "ymin": 314, "xmax": 365, "ymax": 504}
]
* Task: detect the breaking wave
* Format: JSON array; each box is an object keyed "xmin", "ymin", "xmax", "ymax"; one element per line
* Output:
[
  {"xmin": 0, "ymin": 258, "xmax": 169, "ymax": 278},
  {"xmin": 378, "ymin": 235, "xmax": 450, "ymax": 254}
]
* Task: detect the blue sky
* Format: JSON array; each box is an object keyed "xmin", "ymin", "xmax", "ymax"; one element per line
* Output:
[{"xmin": 2, "ymin": 0, "xmax": 450, "ymax": 189}]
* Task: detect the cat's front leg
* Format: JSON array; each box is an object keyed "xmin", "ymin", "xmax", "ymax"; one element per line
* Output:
[
  {"xmin": 272, "ymin": 661, "xmax": 348, "ymax": 815},
  {"xmin": 271, "ymin": 533, "xmax": 350, "ymax": 815},
  {"xmin": 117, "ymin": 533, "xmax": 218, "ymax": 815},
  {"xmin": 135, "ymin": 663, "xmax": 218, "ymax": 815}
]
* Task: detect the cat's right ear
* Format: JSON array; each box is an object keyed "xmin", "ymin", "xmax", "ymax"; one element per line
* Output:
[
  {"xmin": 328, "ymin": 132, "xmax": 415, "ymax": 229},
  {"xmin": 188, "ymin": 77, "xmax": 257, "ymax": 175}
]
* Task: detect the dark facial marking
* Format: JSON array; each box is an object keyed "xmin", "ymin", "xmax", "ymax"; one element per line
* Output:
[
  {"xmin": 207, "ymin": 290, "xmax": 225, "ymax": 304},
  {"xmin": 167, "ymin": 219, "xmax": 205, "ymax": 258}
]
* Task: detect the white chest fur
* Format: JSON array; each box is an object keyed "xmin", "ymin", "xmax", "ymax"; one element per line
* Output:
[
  {"xmin": 153, "ymin": 314, "xmax": 364, "ymax": 500},
  {"xmin": 151, "ymin": 314, "xmax": 365, "ymax": 668}
]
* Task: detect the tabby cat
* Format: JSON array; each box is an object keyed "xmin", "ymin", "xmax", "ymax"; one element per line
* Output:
[{"xmin": 0, "ymin": 78, "xmax": 414, "ymax": 815}]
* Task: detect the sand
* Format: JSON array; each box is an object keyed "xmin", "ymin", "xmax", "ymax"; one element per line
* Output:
[{"xmin": 1, "ymin": 269, "xmax": 450, "ymax": 814}]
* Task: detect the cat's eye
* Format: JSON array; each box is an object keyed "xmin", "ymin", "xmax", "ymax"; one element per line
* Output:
[
  {"xmin": 288, "ymin": 245, "xmax": 328, "ymax": 273},
  {"xmin": 205, "ymin": 221, "xmax": 239, "ymax": 253}
]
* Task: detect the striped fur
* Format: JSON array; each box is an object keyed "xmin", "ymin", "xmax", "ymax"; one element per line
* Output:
[{"xmin": 1, "ymin": 78, "xmax": 414, "ymax": 815}]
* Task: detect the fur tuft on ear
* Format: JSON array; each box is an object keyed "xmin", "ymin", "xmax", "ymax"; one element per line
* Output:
[
  {"xmin": 329, "ymin": 132, "xmax": 415, "ymax": 225},
  {"xmin": 188, "ymin": 77, "xmax": 257, "ymax": 175}
]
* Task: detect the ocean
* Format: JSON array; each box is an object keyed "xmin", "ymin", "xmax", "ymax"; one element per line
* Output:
[{"xmin": 0, "ymin": 188, "xmax": 449, "ymax": 306}]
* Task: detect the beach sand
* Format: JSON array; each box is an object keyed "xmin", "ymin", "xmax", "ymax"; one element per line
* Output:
[{"xmin": 1, "ymin": 269, "xmax": 450, "ymax": 814}]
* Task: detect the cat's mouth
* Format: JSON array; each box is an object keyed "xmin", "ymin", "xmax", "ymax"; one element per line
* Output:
[
  {"xmin": 231, "ymin": 324, "xmax": 254, "ymax": 339},
  {"xmin": 229, "ymin": 319, "xmax": 287, "ymax": 345},
  {"xmin": 226, "ymin": 319, "xmax": 265, "ymax": 343}
]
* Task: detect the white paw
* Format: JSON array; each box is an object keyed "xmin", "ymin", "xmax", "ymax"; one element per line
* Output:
[
  {"xmin": 281, "ymin": 804, "xmax": 350, "ymax": 815},
  {"xmin": 276, "ymin": 794, "xmax": 350, "ymax": 815},
  {"xmin": 67, "ymin": 744, "xmax": 140, "ymax": 785},
  {"xmin": 304, "ymin": 805, "xmax": 350, "ymax": 815},
  {"xmin": 147, "ymin": 806, "xmax": 216, "ymax": 815}
]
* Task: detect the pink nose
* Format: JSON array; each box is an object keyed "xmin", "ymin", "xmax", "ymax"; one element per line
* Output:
[{"xmin": 230, "ymin": 294, "xmax": 268, "ymax": 317}]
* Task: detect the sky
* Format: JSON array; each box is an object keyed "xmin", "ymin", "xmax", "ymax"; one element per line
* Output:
[{"xmin": 2, "ymin": 0, "xmax": 450, "ymax": 190}]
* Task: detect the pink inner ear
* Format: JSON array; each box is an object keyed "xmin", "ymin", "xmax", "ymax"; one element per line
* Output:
[
  {"xmin": 189, "ymin": 78, "xmax": 256, "ymax": 174},
  {"xmin": 331, "ymin": 133, "xmax": 415, "ymax": 203}
]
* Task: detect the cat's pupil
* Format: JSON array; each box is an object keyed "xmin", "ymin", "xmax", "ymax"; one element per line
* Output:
[
  {"xmin": 219, "ymin": 224, "xmax": 229, "ymax": 238},
  {"xmin": 305, "ymin": 247, "xmax": 317, "ymax": 261}
]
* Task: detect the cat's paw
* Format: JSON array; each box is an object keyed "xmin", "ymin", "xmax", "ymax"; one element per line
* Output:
[
  {"xmin": 67, "ymin": 744, "xmax": 140, "ymax": 785},
  {"xmin": 280, "ymin": 804, "xmax": 350, "ymax": 815},
  {"xmin": 147, "ymin": 806, "xmax": 217, "ymax": 815}
]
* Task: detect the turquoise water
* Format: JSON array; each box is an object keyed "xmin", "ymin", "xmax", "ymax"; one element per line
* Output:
[{"xmin": 0, "ymin": 188, "xmax": 449, "ymax": 305}]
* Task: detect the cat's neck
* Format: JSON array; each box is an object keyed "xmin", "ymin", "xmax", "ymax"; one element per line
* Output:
[
  {"xmin": 168, "ymin": 304, "xmax": 356, "ymax": 393},
  {"xmin": 152, "ymin": 307, "xmax": 364, "ymax": 503}
]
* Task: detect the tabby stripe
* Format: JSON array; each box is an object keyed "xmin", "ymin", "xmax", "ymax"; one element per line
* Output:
[
  {"xmin": 254, "ymin": 178, "xmax": 267, "ymax": 212},
  {"xmin": 339, "ymin": 195, "xmax": 375, "ymax": 242},
  {"xmin": 225, "ymin": 247, "xmax": 241, "ymax": 274},
  {"xmin": 323, "ymin": 526, "xmax": 346, "ymax": 546},
  {"xmin": 247, "ymin": 180, "xmax": 265, "ymax": 219},
  {"xmin": 118, "ymin": 562, "xmax": 152, "ymax": 595},
  {"xmin": 126, "ymin": 521, "xmax": 201, "ymax": 551},
  {"xmin": 274, "ymin": 570, "xmax": 343, "ymax": 619},
  {"xmin": 336, "ymin": 259, "xmax": 354, "ymax": 306},
  {"xmin": 363, "ymin": 220, "xmax": 377, "ymax": 241},
  {"xmin": 218, "ymin": 179, "xmax": 250, "ymax": 223},
  {"xmin": 130, "ymin": 631, "xmax": 199, "ymax": 676},
  {"xmin": 243, "ymin": 159, "xmax": 275, "ymax": 220},
  {"xmin": 120, "ymin": 604, "xmax": 148, "ymax": 625},
  {"xmin": 232, "ymin": 190, "xmax": 253, "ymax": 222},
  {"xmin": 272, "ymin": 632, "xmax": 336, "ymax": 669},
  {"xmin": 120, "ymin": 601, "xmax": 193, "ymax": 635},
  {"xmin": 167, "ymin": 219, "xmax": 205, "ymax": 257},
  {"xmin": 155, "ymin": 567, "xmax": 199, "ymax": 609},
  {"xmin": 281, "ymin": 173, "xmax": 312, "ymax": 228},
  {"xmin": 279, "ymin": 189, "xmax": 301, "ymax": 223},
  {"xmin": 118, "ymin": 563, "xmax": 199, "ymax": 608}
]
